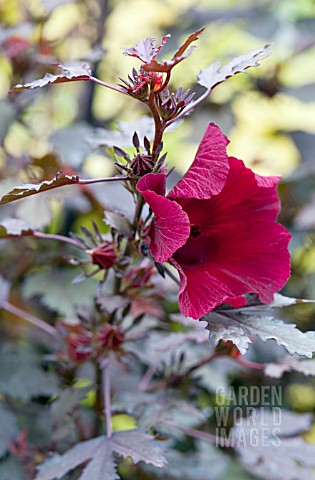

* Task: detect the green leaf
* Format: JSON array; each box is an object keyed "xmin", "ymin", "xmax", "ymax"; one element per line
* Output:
[
  {"xmin": 10, "ymin": 63, "xmax": 92, "ymax": 93},
  {"xmin": 0, "ymin": 403, "xmax": 18, "ymax": 457},
  {"xmin": 197, "ymin": 45, "xmax": 271, "ymax": 91},
  {"xmin": 22, "ymin": 268, "xmax": 97, "ymax": 316}
]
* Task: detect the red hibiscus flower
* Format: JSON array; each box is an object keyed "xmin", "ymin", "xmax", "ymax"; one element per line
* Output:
[{"xmin": 137, "ymin": 123, "xmax": 291, "ymax": 319}]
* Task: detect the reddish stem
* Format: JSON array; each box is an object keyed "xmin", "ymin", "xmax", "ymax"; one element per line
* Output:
[
  {"xmin": 233, "ymin": 355, "xmax": 265, "ymax": 370},
  {"xmin": 89, "ymin": 76, "xmax": 128, "ymax": 95},
  {"xmin": 162, "ymin": 422, "xmax": 231, "ymax": 447},
  {"xmin": 102, "ymin": 359, "xmax": 112, "ymax": 438},
  {"xmin": 78, "ymin": 175, "xmax": 129, "ymax": 185},
  {"xmin": 1, "ymin": 301, "xmax": 57, "ymax": 336},
  {"xmin": 33, "ymin": 232, "xmax": 86, "ymax": 249}
]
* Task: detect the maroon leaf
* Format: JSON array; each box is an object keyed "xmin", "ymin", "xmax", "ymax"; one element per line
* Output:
[
  {"xmin": 0, "ymin": 171, "xmax": 79, "ymax": 205},
  {"xmin": 35, "ymin": 430, "xmax": 166, "ymax": 480},
  {"xmin": 10, "ymin": 63, "xmax": 92, "ymax": 93},
  {"xmin": 123, "ymin": 35, "xmax": 170, "ymax": 63},
  {"xmin": 143, "ymin": 27, "xmax": 205, "ymax": 73},
  {"xmin": 197, "ymin": 44, "xmax": 271, "ymax": 91}
]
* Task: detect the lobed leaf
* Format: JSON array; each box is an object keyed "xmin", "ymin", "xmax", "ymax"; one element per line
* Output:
[
  {"xmin": 35, "ymin": 437, "xmax": 104, "ymax": 480},
  {"xmin": 206, "ymin": 312, "xmax": 315, "ymax": 357},
  {"xmin": 0, "ymin": 171, "xmax": 79, "ymax": 206},
  {"xmin": 197, "ymin": 44, "xmax": 271, "ymax": 91},
  {"xmin": 265, "ymin": 357, "xmax": 315, "ymax": 378},
  {"xmin": 233, "ymin": 410, "xmax": 315, "ymax": 480},
  {"xmin": 143, "ymin": 27, "xmax": 205, "ymax": 73},
  {"xmin": 123, "ymin": 35, "xmax": 170, "ymax": 63},
  {"xmin": 111, "ymin": 430, "xmax": 167, "ymax": 468},
  {"xmin": 10, "ymin": 64, "xmax": 92, "ymax": 93},
  {"xmin": 35, "ymin": 430, "xmax": 166, "ymax": 480},
  {"xmin": 79, "ymin": 445, "xmax": 119, "ymax": 480}
]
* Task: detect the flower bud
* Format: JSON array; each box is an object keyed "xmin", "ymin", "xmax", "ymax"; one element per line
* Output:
[
  {"xmin": 98, "ymin": 324, "xmax": 124, "ymax": 350},
  {"xmin": 89, "ymin": 242, "xmax": 117, "ymax": 269},
  {"xmin": 68, "ymin": 333, "xmax": 92, "ymax": 362},
  {"xmin": 130, "ymin": 153, "xmax": 155, "ymax": 176}
]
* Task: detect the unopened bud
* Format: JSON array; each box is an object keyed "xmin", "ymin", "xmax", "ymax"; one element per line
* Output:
[
  {"xmin": 130, "ymin": 153, "xmax": 155, "ymax": 176},
  {"xmin": 98, "ymin": 324, "xmax": 124, "ymax": 350},
  {"xmin": 89, "ymin": 242, "xmax": 117, "ymax": 269}
]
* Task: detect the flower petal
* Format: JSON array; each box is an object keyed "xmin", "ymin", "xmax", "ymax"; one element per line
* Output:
[
  {"xmin": 137, "ymin": 172, "xmax": 166, "ymax": 197},
  {"xmin": 168, "ymin": 123, "xmax": 230, "ymax": 200},
  {"xmin": 172, "ymin": 158, "xmax": 291, "ymax": 319},
  {"xmin": 137, "ymin": 175, "xmax": 190, "ymax": 263}
]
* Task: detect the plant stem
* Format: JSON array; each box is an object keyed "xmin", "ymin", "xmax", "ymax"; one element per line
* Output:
[
  {"xmin": 33, "ymin": 232, "xmax": 86, "ymax": 249},
  {"xmin": 1, "ymin": 301, "xmax": 57, "ymax": 336},
  {"xmin": 102, "ymin": 359, "xmax": 112, "ymax": 438},
  {"xmin": 132, "ymin": 195, "xmax": 145, "ymax": 230},
  {"xmin": 233, "ymin": 356, "xmax": 265, "ymax": 370},
  {"xmin": 89, "ymin": 76, "xmax": 128, "ymax": 95},
  {"xmin": 188, "ymin": 351, "xmax": 225, "ymax": 374},
  {"xmin": 93, "ymin": 362, "xmax": 103, "ymax": 436},
  {"xmin": 165, "ymin": 87, "xmax": 212, "ymax": 128},
  {"xmin": 78, "ymin": 175, "xmax": 129, "ymax": 185},
  {"xmin": 162, "ymin": 422, "xmax": 231, "ymax": 447},
  {"xmin": 148, "ymin": 92, "xmax": 164, "ymax": 159},
  {"xmin": 138, "ymin": 365, "xmax": 155, "ymax": 392}
]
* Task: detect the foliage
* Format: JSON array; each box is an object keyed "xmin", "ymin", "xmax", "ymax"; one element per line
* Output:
[{"xmin": 1, "ymin": 1, "xmax": 315, "ymax": 480}]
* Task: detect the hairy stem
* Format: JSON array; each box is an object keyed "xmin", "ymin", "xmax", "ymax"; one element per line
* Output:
[{"xmin": 1, "ymin": 301, "xmax": 57, "ymax": 336}]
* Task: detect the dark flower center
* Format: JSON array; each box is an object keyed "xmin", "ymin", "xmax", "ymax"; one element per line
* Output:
[{"xmin": 190, "ymin": 225, "xmax": 201, "ymax": 238}]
